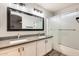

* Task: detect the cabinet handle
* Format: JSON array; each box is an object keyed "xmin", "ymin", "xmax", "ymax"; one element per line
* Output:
[
  {"xmin": 18, "ymin": 48, "xmax": 20, "ymax": 52},
  {"xmin": 22, "ymin": 47, "xmax": 24, "ymax": 51},
  {"xmin": 45, "ymin": 40, "xmax": 48, "ymax": 43}
]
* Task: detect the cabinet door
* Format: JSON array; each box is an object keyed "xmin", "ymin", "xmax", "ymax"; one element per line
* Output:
[
  {"xmin": 0, "ymin": 47, "xmax": 20, "ymax": 56},
  {"xmin": 37, "ymin": 40, "xmax": 46, "ymax": 56},
  {"xmin": 21, "ymin": 42, "xmax": 37, "ymax": 56},
  {"xmin": 46, "ymin": 38, "xmax": 53, "ymax": 53}
]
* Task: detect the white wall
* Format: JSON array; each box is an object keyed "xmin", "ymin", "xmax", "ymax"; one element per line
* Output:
[
  {"xmin": 48, "ymin": 15, "xmax": 61, "ymax": 51},
  {"xmin": 48, "ymin": 4, "xmax": 79, "ymax": 54},
  {"xmin": 0, "ymin": 3, "xmax": 53, "ymax": 37}
]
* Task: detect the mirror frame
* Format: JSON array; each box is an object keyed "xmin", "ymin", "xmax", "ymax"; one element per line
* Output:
[{"xmin": 7, "ymin": 7, "xmax": 44, "ymax": 31}]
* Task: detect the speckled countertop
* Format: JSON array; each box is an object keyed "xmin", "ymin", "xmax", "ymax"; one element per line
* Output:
[{"xmin": 0, "ymin": 34, "xmax": 53, "ymax": 49}]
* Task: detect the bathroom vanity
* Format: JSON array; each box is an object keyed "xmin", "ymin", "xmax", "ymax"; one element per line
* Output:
[{"xmin": 0, "ymin": 34, "xmax": 53, "ymax": 56}]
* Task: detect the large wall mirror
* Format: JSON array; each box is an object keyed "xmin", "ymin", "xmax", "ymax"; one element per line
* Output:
[{"xmin": 7, "ymin": 7, "xmax": 44, "ymax": 31}]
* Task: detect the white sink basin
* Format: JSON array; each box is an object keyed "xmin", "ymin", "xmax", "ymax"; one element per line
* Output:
[
  {"xmin": 38, "ymin": 36, "xmax": 46, "ymax": 39},
  {"xmin": 10, "ymin": 39, "xmax": 27, "ymax": 44}
]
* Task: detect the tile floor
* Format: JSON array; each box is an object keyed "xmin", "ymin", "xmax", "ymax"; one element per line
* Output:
[{"xmin": 46, "ymin": 50, "xmax": 65, "ymax": 56}]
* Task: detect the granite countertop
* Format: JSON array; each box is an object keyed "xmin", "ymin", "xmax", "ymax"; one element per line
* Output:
[{"xmin": 0, "ymin": 35, "xmax": 53, "ymax": 49}]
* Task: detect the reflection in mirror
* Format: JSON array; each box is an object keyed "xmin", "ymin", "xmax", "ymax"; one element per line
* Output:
[{"xmin": 7, "ymin": 7, "xmax": 44, "ymax": 31}]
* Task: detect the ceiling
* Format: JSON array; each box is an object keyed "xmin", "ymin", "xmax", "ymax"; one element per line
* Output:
[{"xmin": 37, "ymin": 3, "xmax": 76, "ymax": 12}]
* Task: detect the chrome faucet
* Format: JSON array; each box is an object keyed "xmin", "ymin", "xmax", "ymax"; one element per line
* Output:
[{"xmin": 18, "ymin": 33, "xmax": 20, "ymax": 39}]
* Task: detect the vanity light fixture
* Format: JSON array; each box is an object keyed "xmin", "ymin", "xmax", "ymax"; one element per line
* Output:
[
  {"xmin": 13, "ymin": 3, "xmax": 26, "ymax": 6},
  {"xmin": 34, "ymin": 8, "xmax": 43, "ymax": 13}
]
